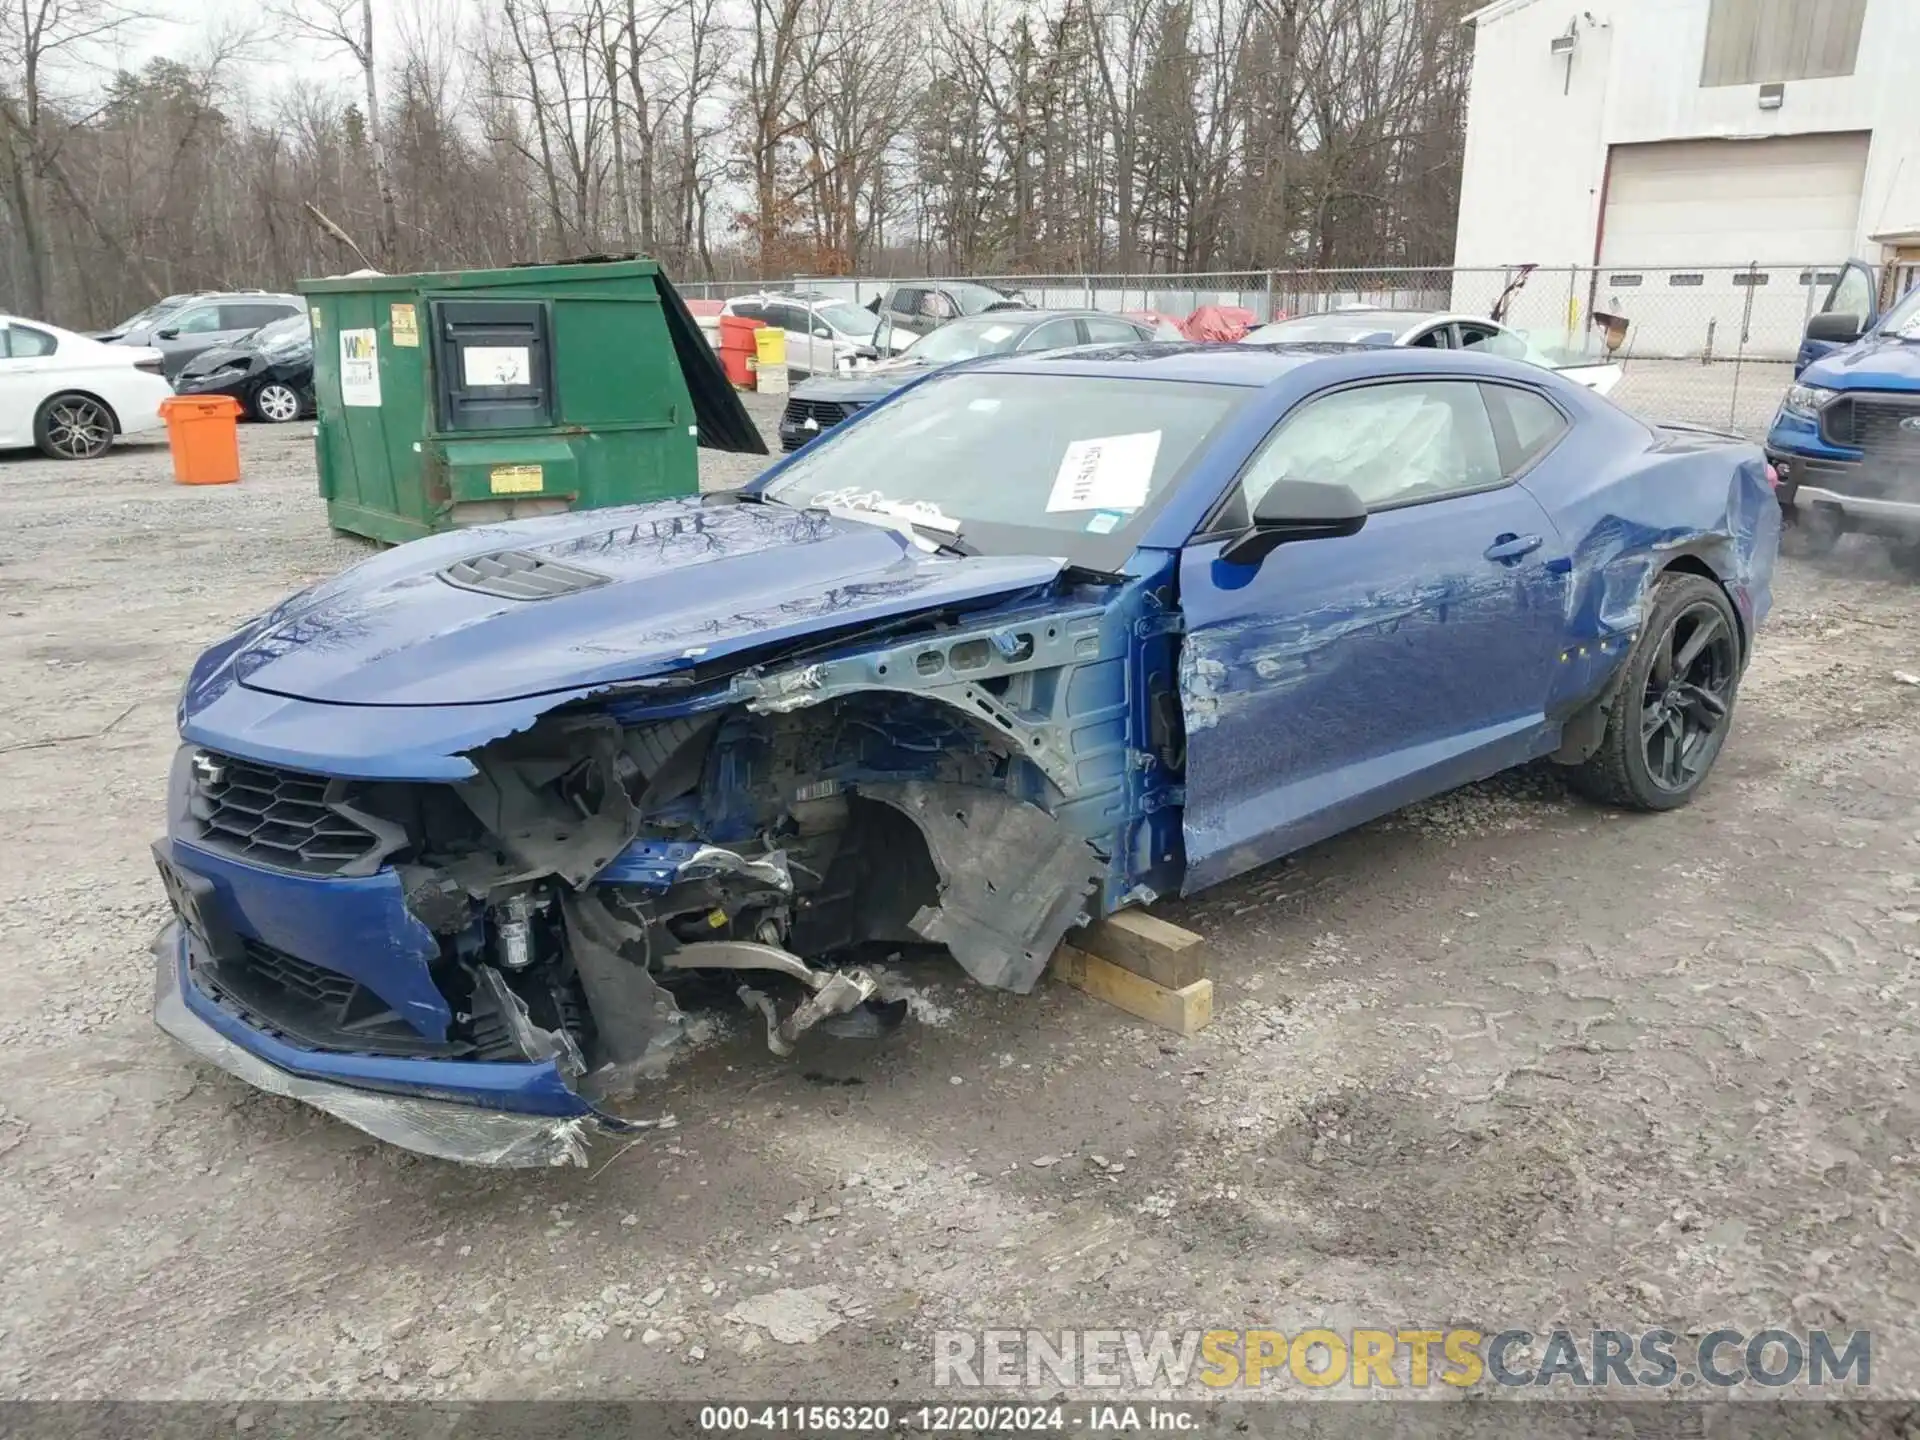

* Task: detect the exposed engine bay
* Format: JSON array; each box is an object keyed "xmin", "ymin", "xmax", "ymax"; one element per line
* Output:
[{"xmin": 324, "ymin": 688, "xmax": 1107, "ymax": 1093}]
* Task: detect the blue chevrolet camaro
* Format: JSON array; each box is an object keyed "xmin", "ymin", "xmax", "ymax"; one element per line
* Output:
[{"xmin": 154, "ymin": 344, "xmax": 1780, "ymax": 1165}]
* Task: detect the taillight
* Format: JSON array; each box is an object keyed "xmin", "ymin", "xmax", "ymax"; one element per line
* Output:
[{"xmin": 135, "ymin": 358, "xmax": 164, "ymax": 376}]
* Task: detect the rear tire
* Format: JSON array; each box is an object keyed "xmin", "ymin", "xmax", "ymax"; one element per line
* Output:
[
  {"xmin": 1567, "ymin": 574, "xmax": 1742, "ymax": 812},
  {"xmin": 34, "ymin": 393, "xmax": 116, "ymax": 460}
]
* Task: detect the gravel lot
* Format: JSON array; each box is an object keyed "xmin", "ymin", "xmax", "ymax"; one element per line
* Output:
[{"xmin": 2, "ymin": 400, "xmax": 1918, "ymax": 1403}]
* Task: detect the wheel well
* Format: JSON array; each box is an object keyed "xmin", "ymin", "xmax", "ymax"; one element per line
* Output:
[
  {"xmin": 37, "ymin": 389, "xmax": 123, "ymax": 436},
  {"xmin": 1657, "ymin": 553, "xmax": 1748, "ymax": 661}
]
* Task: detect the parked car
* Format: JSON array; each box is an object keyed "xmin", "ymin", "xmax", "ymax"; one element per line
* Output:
[
  {"xmin": 719, "ymin": 292, "xmax": 904, "ymax": 377},
  {"xmin": 173, "ymin": 314, "xmax": 315, "ymax": 423},
  {"xmin": 89, "ymin": 292, "xmax": 214, "ymax": 344},
  {"xmin": 153, "ymin": 343, "xmax": 1777, "ymax": 1165},
  {"xmin": 1242, "ymin": 308, "xmax": 1623, "ymax": 395},
  {"xmin": 0, "ymin": 314, "xmax": 171, "ymax": 459},
  {"xmin": 1766, "ymin": 265, "xmax": 1920, "ymax": 563},
  {"xmin": 777, "ymin": 309, "xmax": 1163, "ymax": 451},
  {"xmin": 101, "ymin": 291, "xmax": 305, "ymax": 379},
  {"xmin": 867, "ymin": 279, "xmax": 1031, "ymax": 340}
]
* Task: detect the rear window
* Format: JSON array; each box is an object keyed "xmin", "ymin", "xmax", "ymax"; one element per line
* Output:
[{"xmin": 1, "ymin": 324, "xmax": 57, "ymax": 358}]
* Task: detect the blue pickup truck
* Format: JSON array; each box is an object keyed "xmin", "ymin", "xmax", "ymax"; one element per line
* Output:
[{"xmin": 1765, "ymin": 260, "xmax": 1920, "ymax": 564}]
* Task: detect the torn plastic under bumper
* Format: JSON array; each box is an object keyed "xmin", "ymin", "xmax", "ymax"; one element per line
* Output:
[{"xmin": 152, "ymin": 922, "xmax": 646, "ymax": 1168}]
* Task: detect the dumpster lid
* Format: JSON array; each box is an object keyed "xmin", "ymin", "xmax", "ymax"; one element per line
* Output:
[{"xmin": 652, "ymin": 271, "xmax": 767, "ymax": 455}]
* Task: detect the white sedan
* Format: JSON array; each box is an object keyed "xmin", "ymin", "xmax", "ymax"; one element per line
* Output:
[
  {"xmin": 1241, "ymin": 308, "xmax": 1623, "ymax": 395},
  {"xmin": 0, "ymin": 315, "xmax": 173, "ymax": 460}
]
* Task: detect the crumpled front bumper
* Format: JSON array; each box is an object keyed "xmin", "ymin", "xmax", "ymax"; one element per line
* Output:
[{"xmin": 152, "ymin": 923, "xmax": 613, "ymax": 1167}]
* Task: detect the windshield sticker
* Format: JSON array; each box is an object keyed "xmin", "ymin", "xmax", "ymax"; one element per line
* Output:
[
  {"xmin": 1045, "ymin": 431, "xmax": 1161, "ymax": 512},
  {"xmin": 1084, "ymin": 509, "xmax": 1125, "ymax": 534},
  {"xmin": 979, "ymin": 325, "xmax": 1016, "ymax": 343},
  {"xmin": 967, "ymin": 398, "xmax": 1002, "ymax": 412}
]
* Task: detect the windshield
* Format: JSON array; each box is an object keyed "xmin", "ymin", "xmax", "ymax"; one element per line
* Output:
[
  {"xmin": 248, "ymin": 315, "xmax": 312, "ymax": 353},
  {"xmin": 906, "ymin": 318, "xmax": 1036, "ymax": 363},
  {"xmin": 813, "ymin": 301, "xmax": 876, "ymax": 336},
  {"xmin": 112, "ymin": 296, "xmax": 189, "ymax": 333},
  {"xmin": 1877, "ymin": 284, "xmax": 1920, "ymax": 339},
  {"xmin": 950, "ymin": 281, "xmax": 1018, "ymax": 317},
  {"xmin": 1243, "ymin": 314, "xmax": 1416, "ymax": 345},
  {"xmin": 761, "ymin": 370, "xmax": 1246, "ymax": 562}
]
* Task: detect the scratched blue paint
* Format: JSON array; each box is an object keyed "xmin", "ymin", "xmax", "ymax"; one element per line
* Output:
[{"xmin": 159, "ymin": 344, "xmax": 1777, "ymax": 1144}]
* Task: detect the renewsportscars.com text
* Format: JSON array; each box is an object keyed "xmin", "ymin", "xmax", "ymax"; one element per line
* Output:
[{"xmin": 933, "ymin": 1327, "xmax": 1871, "ymax": 1390}]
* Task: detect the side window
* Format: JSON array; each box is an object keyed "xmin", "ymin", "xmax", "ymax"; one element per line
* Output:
[
  {"xmin": 169, "ymin": 305, "xmax": 224, "ymax": 334},
  {"xmin": 222, "ymin": 303, "xmax": 295, "ymax": 330},
  {"xmin": 765, "ymin": 303, "xmax": 803, "ymax": 331},
  {"xmin": 1408, "ymin": 325, "xmax": 1450, "ymax": 349},
  {"xmin": 924, "ymin": 291, "xmax": 958, "ymax": 320},
  {"xmin": 1082, "ymin": 316, "xmax": 1146, "ymax": 345},
  {"xmin": 1235, "ymin": 380, "xmax": 1505, "ymax": 514},
  {"xmin": 2, "ymin": 324, "xmax": 56, "ymax": 357},
  {"xmin": 890, "ymin": 287, "xmax": 923, "ymax": 316},
  {"xmin": 1480, "ymin": 384, "xmax": 1570, "ymax": 475},
  {"xmin": 730, "ymin": 300, "xmax": 766, "ymax": 321},
  {"xmin": 1825, "ymin": 266, "xmax": 1875, "ymax": 326},
  {"xmin": 1017, "ymin": 318, "xmax": 1082, "ymax": 350}
]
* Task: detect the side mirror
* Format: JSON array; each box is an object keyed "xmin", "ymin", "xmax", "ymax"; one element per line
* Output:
[
  {"xmin": 1805, "ymin": 311, "xmax": 1864, "ymax": 345},
  {"xmin": 814, "ymin": 325, "xmax": 833, "ymax": 339},
  {"xmin": 1221, "ymin": 480, "xmax": 1367, "ymax": 566},
  {"xmin": 156, "ymin": 327, "xmax": 180, "ymax": 340},
  {"xmin": 873, "ymin": 314, "xmax": 894, "ymax": 353}
]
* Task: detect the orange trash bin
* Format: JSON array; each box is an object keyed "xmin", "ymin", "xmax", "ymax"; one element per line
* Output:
[{"xmin": 157, "ymin": 394, "xmax": 244, "ymax": 486}]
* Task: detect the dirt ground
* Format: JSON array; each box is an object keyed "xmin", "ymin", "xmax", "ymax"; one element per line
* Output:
[{"xmin": 1, "ymin": 405, "xmax": 1917, "ymax": 1404}]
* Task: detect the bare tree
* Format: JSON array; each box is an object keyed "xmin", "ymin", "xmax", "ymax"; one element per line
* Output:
[{"xmin": 271, "ymin": 0, "xmax": 400, "ymax": 263}]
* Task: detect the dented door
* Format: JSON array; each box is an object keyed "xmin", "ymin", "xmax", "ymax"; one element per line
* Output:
[{"xmin": 1175, "ymin": 381, "xmax": 1571, "ymax": 894}]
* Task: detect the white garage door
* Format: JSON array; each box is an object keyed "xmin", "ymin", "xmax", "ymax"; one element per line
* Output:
[{"xmin": 1599, "ymin": 132, "xmax": 1870, "ymax": 267}]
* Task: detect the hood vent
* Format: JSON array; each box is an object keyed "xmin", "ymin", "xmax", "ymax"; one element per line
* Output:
[{"xmin": 439, "ymin": 549, "xmax": 612, "ymax": 600}]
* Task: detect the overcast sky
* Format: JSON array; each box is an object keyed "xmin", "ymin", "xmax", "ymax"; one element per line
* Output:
[{"xmin": 101, "ymin": 0, "xmax": 434, "ymax": 104}]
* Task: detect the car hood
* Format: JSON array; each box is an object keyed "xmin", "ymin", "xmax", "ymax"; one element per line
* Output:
[
  {"xmin": 179, "ymin": 341, "xmax": 258, "ymax": 376},
  {"xmin": 790, "ymin": 359, "xmax": 937, "ymax": 405},
  {"xmin": 1800, "ymin": 332, "xmax": 1920, "ymax": 391},
  {"xmin": 228, "ymin": 497, "xmax": 1068, "ymax": 707}
]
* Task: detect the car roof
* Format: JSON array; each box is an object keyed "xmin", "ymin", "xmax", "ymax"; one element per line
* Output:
[
  {"xmin": 970, "ymin": 341, "xmax": 1348, "ymax": 386},
  {"xmin": 1255, "ymin": 308, "xmax": 1445, "ymax": 330},
  {"xmin": 936, "ymin": 309, "xmax": 1140, "ymax": 327}
]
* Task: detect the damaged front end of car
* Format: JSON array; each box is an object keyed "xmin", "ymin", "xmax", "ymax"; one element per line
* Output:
[{"xmin": 154, "ymin": 548, "xmax": 1186, "ymax": 1167}]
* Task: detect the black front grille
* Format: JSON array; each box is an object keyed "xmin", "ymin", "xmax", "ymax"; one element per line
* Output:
[
  {"xmin": 193, "ymin": 939, "xmax": 457, "ymax": 1056},
  {"xmin": 1822, "ymin": 392, "xmax": 1920, "ymax": 464},
  {"xmin": 188, "ymin": 753, "xmax": 396, "ymax": 876},
  {"xmin": 780, "ymin": 397, "xmax": 858, "ymax": 450}
]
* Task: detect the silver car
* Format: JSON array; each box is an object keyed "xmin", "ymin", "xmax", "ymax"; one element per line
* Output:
[{"xmin": 101, "ymin": 291, "xmax": 306, "ymax": 380}]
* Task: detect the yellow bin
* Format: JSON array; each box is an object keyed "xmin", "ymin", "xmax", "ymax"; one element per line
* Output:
[{"xmin": 754, "ymin": 326, "xmax": 786, "ymax": 368}]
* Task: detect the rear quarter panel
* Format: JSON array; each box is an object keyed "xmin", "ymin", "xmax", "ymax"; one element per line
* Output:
[{"xmin": 1519, "ymin": 400, "xmax": 1779, "ymax": 712}]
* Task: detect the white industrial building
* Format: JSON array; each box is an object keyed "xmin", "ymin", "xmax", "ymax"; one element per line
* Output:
[{"xmin": 1451, "ymin": 0, "xmax": 1920, "ymax": 357}]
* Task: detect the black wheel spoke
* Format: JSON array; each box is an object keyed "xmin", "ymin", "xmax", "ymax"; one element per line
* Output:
[
  {"xmin": 1677, "ymin": 682, "xmax": 1728, "ymax": 729},
  {"xmin": 1673, "ymin": 614, "xmax": 1724, "ymax": 677},
  {"xmin": 1650, "ymin": 627, "xmax": 1676, "ymax": 688},
  {"xmin": 1641, "ymin": 701, "xmax": 1669, "ymax": 741}
]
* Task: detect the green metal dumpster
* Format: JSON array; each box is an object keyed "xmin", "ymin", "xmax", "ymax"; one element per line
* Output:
[{"xmin": 300, "ymin": 257, "xmax": 765, "ymax": 544}]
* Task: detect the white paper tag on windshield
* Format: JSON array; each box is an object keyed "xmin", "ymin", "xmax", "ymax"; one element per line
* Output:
[
  {"xmin": 979, "ymin": 325, "xmax": 1016, "ymax": 343},
  {"xmin": 1045, "ymin": 432, "xmax": 1161, "ymax": 512}
]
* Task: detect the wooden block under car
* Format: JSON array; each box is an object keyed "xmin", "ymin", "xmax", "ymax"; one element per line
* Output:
[
  {"xmin": 1052, "ymin": 944, "xmax": 1214, "ymax": 1036},
  {"xmin": 1069, "ymin": 909, "xmax": 1211, "ymax": 990}
]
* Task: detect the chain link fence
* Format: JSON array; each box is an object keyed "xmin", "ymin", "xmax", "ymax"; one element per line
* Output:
[{"xmin": 689, "ymin": 261, "xmax": 1867, "ymax": 439}]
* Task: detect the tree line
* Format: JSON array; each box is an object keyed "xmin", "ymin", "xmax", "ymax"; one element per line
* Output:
[{"xmin": 0, "ymin": 0, "xmax": 1476, "ymax": 328}]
